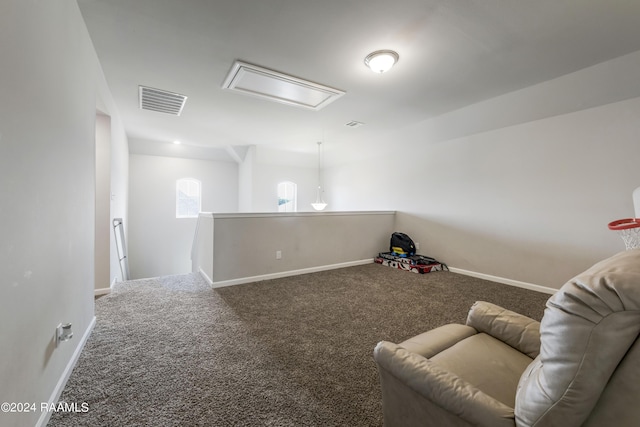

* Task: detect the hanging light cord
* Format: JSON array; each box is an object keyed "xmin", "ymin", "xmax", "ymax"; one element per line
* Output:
[{"xmin": 317, "ymin": 141, "xmax": 322, "ymax": 190}]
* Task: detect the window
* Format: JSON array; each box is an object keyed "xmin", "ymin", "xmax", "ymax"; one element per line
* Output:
[
  {"xmin": 277, "ymin": 181, "xmax": 297, "ymax": 212},
  {"xmin": 176, "ymin": 178, "xmax": 201, "ymax": 218}
]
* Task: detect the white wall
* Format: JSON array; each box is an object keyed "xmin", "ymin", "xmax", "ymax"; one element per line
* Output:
[
  {"xmin": 244, "ymin": 145, "xmax": 319, "ymax": 212},
  {"xmin": 108, "ymin": 120, "xmax": 129, "ymax": 285},
  {"xmin": 95, "ymin": 113, "xmax": 111, "ymax": 292},
  {"xmin": 238, "ymin": 145, "xmax": 255, "ymax": 211},
  {"xmin": 0, "ymin": 2, "xmax": 126, "ymax": 426},
  {"xmin": 326, "ymin": 52, "xmax": 640, "ymax": 290},
  {"xmin": 96, "ymin": 79, "xmax": 130, "ymax": 289},
  {"xmin": 128, "ymin": 153, "xmax": 238, "ymax": 279}
]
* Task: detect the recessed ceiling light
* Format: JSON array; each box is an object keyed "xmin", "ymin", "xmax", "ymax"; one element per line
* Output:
[
  {"xmin": 364, "ymin": 50, "xmax": 399, "ymax": 73},
  {"xmin": 173, "ymin": 140, "xmax": 181, "ymax": 145}
]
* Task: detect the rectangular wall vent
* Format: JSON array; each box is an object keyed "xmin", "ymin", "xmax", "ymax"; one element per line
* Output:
[
  {"xmin": 139, "ymin": 86, "xmax": 188, "ymax": 116},
  {"xmin": 222, "ymin": 61, "xmax": 345, "ymax": 111}
]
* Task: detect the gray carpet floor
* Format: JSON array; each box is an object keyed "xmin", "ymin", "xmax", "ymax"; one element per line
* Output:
[{"xmin": 48, "ymin": 263, "xmax": 550, "ymax": 426}]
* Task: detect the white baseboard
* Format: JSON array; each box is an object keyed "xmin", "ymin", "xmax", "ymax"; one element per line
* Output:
[
  {"xmin": 198, "ymin": 267, "xmax": 213, "ymax": 286},
  {"xmin": 210, "ymin": 259, "xmax": 374, "ymax": 288},
  {"xmin": 448, "ymin": 267, "xmax": 556, "ymax": 295},
  {"xmin": 36, "ymin": 316, "xmax": 96, "ymax": 427},
  {"xmin": 207, "ymin": 259, "xmax": 556, "ymax": 294},
  {"xmin": 94, "ymin": 287, "xmax": 111, "ymax": 296},
  {"xmin": 94, "ymin": 277, "xmax": 118, "ymax": 296}
]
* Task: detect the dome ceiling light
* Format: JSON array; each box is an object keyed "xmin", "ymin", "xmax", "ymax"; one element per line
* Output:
[{"xmin": 364, "ymin": 50, "xmax": 399, "ymax": 73}]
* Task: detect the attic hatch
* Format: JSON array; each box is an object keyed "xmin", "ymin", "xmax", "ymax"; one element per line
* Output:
[
  {"xmin": 222, "ymin": 61, "xmax": 345, "ymax": 110},
  {"xmin": 139, "ymin": 86, "xmax": 188, "ymax": 116}
]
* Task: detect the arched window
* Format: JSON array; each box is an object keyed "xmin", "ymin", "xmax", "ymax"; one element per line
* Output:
[
  {"xmin": 176, "ymin": 178, "xmax": 201, "ymax": 218},
  {"xmin": 277, "ymin": 181, "xmax": 297, "ymax": 212}
]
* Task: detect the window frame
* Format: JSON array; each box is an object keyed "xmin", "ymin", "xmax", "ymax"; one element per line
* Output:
[
  {"xmin": 277, "ymin": 181, "xmax": 297, "ymax": 212},
  {"xmin": 176, "ymin": 178, "xmax": 202, "ymax": 219}
]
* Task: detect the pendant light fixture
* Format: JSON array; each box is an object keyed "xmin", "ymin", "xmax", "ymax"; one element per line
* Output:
[{"xmin": 311, "ymin": 141, "xmax": 327, "ymax": 211}]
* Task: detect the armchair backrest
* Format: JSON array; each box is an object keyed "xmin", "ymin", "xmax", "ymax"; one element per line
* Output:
[{"xmin": 515, "ymin": 249, "xmax": 640, "ymax": 427}]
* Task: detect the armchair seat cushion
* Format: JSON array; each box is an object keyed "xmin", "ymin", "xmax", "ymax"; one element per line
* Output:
[{"xmin": 430, "ymin": 333, "xmax": 534, "ymax": 408}]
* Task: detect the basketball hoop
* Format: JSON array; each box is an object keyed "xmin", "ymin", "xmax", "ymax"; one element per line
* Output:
[{"xmin": 608, "ymin": 218, "xmax": 640, "ymax": 250}]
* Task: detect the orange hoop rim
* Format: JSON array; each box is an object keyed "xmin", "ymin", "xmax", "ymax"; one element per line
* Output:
[{"xmin": 608, "ymin": 218, "xmax": 640, "ymax": 231}]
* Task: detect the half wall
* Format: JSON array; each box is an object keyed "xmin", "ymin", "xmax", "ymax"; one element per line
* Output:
[{"xmin": 192, "ymin": 211, "xmax": 395, "ymax": 287}]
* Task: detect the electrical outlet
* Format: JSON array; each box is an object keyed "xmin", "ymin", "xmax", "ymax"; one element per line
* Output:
[
  {"xmin": 276, "ymin": 250, "xmax": 282, "ymax": 260},
  {"xmin": 415, "ymin": 242, "xmax": 420, "ymax": 250},
  {"xmin": 56, "ymin": 323, "xmax": 73, "ymax": 348}
]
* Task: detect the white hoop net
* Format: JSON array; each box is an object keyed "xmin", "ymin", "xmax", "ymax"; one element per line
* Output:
[
  {"xmin": 616, "ymin": 228, "xmax": 640, "ymax": 250},
  {"xmin": 609, "ymin": 219, "xmax": 640, "ymax": 250}
]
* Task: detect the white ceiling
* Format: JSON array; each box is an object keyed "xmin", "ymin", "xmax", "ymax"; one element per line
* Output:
[{"xmin": 78, "ymin": 0, "xmax": 640, "ymax": 162}]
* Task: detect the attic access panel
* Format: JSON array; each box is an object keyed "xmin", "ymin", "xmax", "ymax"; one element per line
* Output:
[{"xmin": 222, "ymin": 61, "xmax": 345, "ymax": 110}]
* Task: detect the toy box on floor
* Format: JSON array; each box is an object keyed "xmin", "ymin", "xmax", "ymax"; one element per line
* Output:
[{"xmin": 375, "ymin": 252, "xmax": 448, "ymax": 274}]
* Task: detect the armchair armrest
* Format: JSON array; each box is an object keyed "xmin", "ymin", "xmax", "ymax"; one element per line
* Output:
[
  {"xmin": 466, "ymin": 301, "xmax": 541, "ymax": 358},
  {"xmin": 374, "ymin": 341, "xmax": 515, "ymax": 427},
  {"xmin": 399, "ymin": 324, "xmax": 477, "ymax": 358}
]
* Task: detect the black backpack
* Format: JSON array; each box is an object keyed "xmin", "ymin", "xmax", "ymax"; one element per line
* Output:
[{"xmin": 390, "ymin": 232, "xmax": 415, "ymax": 256}]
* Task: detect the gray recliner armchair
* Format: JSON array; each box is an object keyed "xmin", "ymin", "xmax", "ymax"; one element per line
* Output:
[{"xmin": 374, "ymin": 249, "xmax": 640, "ymax": 427}]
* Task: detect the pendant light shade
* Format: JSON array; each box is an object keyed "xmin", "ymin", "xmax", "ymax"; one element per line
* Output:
[
  {"xmin": 311, "ymin": 141, "xmax": 327, "ymax": 211},
  {"xmin": 311, "ymin": 188, "xmax": 327, "ymax": 211}
]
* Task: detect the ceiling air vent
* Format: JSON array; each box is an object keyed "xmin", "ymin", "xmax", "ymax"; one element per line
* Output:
[
  {"xmin": 345, "ymin": 121, "xmax": 365, "ymax": 128},
  {"xmin": 139, "ymin": 86, "xmax": 188, "ymax": 116},
  {"xmin": 222, "ymin": 61, "xmax": 345, "ymax": 111}
]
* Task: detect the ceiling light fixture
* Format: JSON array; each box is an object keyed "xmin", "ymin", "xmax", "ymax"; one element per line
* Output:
[
  {"xmin": 364, "ymin": 50, "xmax": 399, "ymax": 73},
  {"xmin": 173, "ymin": 140, "xmax": 181, "ymax": 145}
]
